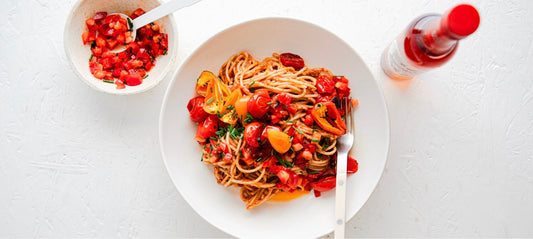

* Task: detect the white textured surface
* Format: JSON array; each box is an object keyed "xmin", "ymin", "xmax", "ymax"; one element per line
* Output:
[{"xmin": 1, "ymin": 0, "xmax": 532, "ymax": 237}]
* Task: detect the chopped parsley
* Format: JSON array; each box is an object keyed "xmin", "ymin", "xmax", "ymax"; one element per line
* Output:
[
  {"xmin": 103, "ymin": 79, "xmax": 114, "ymax": 84},
  {"xmin": 206, "ymin": 97, "xmax": 214, "ymax": 105},
  {"xmin": 249, "ymin": 81, "xmax": 256, "ymax": 87},
  {"xmin": 127, "ymin": 18, "xmax": 133, "ymax": 30},
  {"xmin": 311, "ymin": 139, "xmax": 320, "ymax": 143},
  {"xmin": 215, "ymin": 124, "xmax": 244, "ymax": 139},
  {"xmin": 274, "ymin": 152, "xmax": 294, "ymax": 168},
  {"xmin": 292, "ymin": 126, "xmax": 304, "ymax": 135},
  {"xmin": 322, "ymin": 137, "xmax": 331, "ymax": 150},
  {"xmin": 244, "ymin": 112, "xmax": 254, "ymax": 123}
]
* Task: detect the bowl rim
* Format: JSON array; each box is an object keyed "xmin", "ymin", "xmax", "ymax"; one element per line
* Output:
[
  {"xmin": 158, "ymin": 16, "xmax": 391, "ymax": 238},
  {"xmin": 63, "ymin": 0, "xmax": 179, "ymax": 95}
]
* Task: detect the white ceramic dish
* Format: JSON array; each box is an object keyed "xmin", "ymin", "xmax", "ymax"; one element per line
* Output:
[
  {"xmin": 159, "ymin": 17, "xmax": 390, "ymax": 238},
  {"xmin": 63, "ymin": 0, "xmax": 178, "ymax": 95}
]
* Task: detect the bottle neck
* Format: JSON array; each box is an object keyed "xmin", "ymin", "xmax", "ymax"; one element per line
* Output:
[{"xmin": 417, "ymin": 15, "xmax": 458, "ymax": 56}]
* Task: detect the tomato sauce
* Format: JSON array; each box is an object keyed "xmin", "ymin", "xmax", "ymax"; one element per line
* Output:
[
  {"xmin": 81, "ymin": 8, "xmax": 168, "ymax": 89},
  {"xmin": 270, "ymin": 190, "xmax": 309, "ymax": 202}
]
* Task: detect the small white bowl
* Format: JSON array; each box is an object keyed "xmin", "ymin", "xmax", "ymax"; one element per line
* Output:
[{"xmin": 64, "ymin": 0, "xmax": 179, "ymax": 95}]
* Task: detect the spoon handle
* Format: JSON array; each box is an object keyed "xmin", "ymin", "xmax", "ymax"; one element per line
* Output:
[{"xmin": 132, "ymin": 0, "xmax": 201, "ymax": 29}]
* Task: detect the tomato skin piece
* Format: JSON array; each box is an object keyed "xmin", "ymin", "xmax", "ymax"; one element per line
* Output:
[
  {"xmin": 316, "ymin": 75, "xmax": 336, "ymax": 94},
  {"xmin": 195, "ymin": 115, "xmax": 219, "ymax": 143},
  {"xmin": 93, "ymin": 12, "xmax": 107, "ymax": 21},
  {"xmin": 124, "ymin": 75, "xmax": 142, "ymax": 86},
  {"xmin": 187, "ymin": 96, "xmax": 209, "ymax": 123},
  {"xmin": 272, "ymin": 93, "xmax": 292, "ymax": 107},
  {"xmin": 130, "ymin": 8, "xmax": 146, "ymax": 19},
  {"xmin": 310, "ymin": 176, "xmax": 336, "ymax": 192},
  {"xmin": 303, "ymin": 113, "xmax": 314, "ymax": 126},
  {"xmin": 280, "ymin": 53, "xmax": 305, "ymax": 71},
  {"xmin": 347, "ymin": 156, "xmax": 359, "ymax": 174},
  {"xmin": 270, "ymin": 166, "xmax": 299, "ymax": 190},
  {"xmin": 247, "ymin": 89, "xmax": 271, "ymax": 119},
  {"xmin": 244, "ymin": 122, "xmax": 263, "ymax": 147},
  {"xmin": 262, "ymin": 155, "xmax": 278, "ymax": 168}
]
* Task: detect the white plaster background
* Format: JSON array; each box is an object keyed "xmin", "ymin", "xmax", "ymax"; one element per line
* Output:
[{"xmin": 1, "ymin": 0, "xmax": 532, "ymax": 237}]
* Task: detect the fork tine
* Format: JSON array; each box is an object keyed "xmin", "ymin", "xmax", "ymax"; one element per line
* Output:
[{"xmin": 345, "ymin": 97, "xmax": 351, "ymax": 134}]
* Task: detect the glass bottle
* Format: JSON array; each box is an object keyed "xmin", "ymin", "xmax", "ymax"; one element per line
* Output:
[{"xmin": 381, "ymin": 4, "xmax": 480, "ymax": 80}]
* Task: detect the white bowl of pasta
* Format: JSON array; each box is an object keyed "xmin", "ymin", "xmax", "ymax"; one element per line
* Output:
[{"xmin": 159, "ymin": 18, "xmax": 390, "ymax": 238}]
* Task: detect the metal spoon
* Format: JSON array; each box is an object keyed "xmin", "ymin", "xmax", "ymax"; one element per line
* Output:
[{"xmin": 110, "ymin": 0, "xmax": 201, "ymax": 53}]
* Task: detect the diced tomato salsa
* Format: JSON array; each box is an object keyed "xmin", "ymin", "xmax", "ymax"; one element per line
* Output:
[{"xmin": 81, "ymin": 8, "xmax": 168, "ymax": 89}]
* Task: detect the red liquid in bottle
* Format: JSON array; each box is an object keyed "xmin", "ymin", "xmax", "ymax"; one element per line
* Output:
[{"xmin": 381, "ymin": 4, "xmax": 480, "ymax": 80}]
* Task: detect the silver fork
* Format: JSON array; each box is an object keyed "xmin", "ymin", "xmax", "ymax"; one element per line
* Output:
[{"xmin": 334, "ymin": 97, "xmax": 354, "ymax": 239}]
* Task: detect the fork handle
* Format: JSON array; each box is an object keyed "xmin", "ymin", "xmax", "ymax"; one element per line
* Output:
[{"xmin": 334, "ymin": 151, "xmax": 348, "ymax": 239}]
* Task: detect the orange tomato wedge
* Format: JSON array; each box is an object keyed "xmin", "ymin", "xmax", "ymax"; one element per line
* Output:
[
  {"xmin": 267, "ymin": 130, "xmax": 292, "ymax": 154},
  {"xmin": 234, "ymin": 96, "xmax": 250, "ymax": 121}
]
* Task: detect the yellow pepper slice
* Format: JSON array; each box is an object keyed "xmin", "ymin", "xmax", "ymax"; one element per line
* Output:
[{"xmin": 196, "ymin": 71, "xmax": 216, "ymax": 96}]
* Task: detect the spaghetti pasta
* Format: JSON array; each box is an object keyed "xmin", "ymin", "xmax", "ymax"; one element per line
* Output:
[{"xmin": 186, "ymin": 52, "xmax": 358, "ymax": 209}]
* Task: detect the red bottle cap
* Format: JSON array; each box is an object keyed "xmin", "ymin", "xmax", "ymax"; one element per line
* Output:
[{"xmin": 441, "ymin": 4, "xmax": 480, "ymax": 39}]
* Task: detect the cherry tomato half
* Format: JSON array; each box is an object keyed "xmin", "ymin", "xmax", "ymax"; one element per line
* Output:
[
  {"xmin": 244, "ymin": 122, "xmax": 264, "ymax": 147},
  {"xmin": 247, "ymin": 89, "xmax": 271, "ymax": 118},
  {"xmin": 195, "ymin": 115, "xmax": 218, "ymax": 143},
  {"xmin": 316, "ymin": 75, "xmax": 336, "ymax": 94},
  {"xmin": 280, "ymin": 53, "xmax": 305, "ymax": 71},
  {"xmin": 187, "ymin": 96, "xmax": 209, "ymax": 123},
  {"xmin": 347, "ymin": 156, "xmax": 359, "ymax": 174}
]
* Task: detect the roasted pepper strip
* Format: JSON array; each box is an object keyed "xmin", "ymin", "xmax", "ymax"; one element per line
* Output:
[{"xmin": 310, "ymin": 101, "xmax": 346, "ymax": 135}]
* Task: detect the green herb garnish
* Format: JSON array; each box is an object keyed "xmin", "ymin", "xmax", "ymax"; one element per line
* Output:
[
  {"xmin": 103, "ymin": 79, "xmax": 114, "ymax": 84},
  {"xmin": 321, "ymin": 137, "xmax": 331, "ymax": 150},
  {"xmin": 292, "ymin": 126, "xmax": 304, "ymax": 135},
  {"xmin": 215, "ymin": 124, "xmax": 244, "ymax": 140},
  {"xmin": 206, "ymin": 97, "xmax": 214, "ymax": 105},
  {"xmin": 89, "ymin": 54, "xmax": 93, "ymax": 61},
  {"xmin": 249, "ymin": 81, "xmax": 256, "ymax": 87},
  {"xmin": 311, "ymin": 139, "xmax": 320, "ymax": 143},
  {"xmin": 274, "ymin": 152, "xmax": 294, "ymax": 168},
  {"xmin": 127, "ymin": 18, "xmax": 133, "ymax": 31},
  {"xmin": 244, "ymin": 112, "xmax": 254, "ymax": 123}
]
